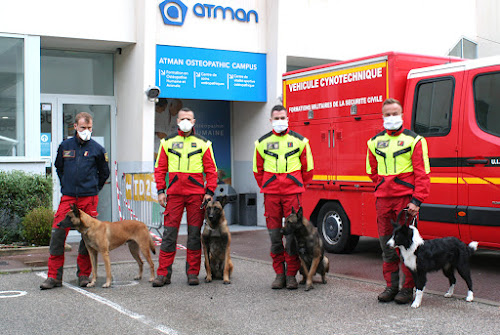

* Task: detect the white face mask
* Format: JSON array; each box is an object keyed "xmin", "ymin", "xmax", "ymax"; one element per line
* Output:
[
  {"xmin": 178, "ymin": 119, "xmax": 194, "ymax": 133},
  {"xmin": 272, "ymin": 119, "xmax": 288, "ymax": 133},
  {"xmin": 77, "ymin": 129, "xmax": 92, "ymax": 141},
  {"xmin": 383, "ymin": 115, "xmax": 403, "ymax": 130}
]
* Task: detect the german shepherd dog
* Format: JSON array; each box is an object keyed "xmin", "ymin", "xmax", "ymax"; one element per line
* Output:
[
  {"xmin": 387, "ymin": 209, "xmax": 478, "ymax": 308},
  {"xmin": 201, "ymin": 196, "xmax": 234, "ymax": 284},
  {"xmin": 282, "ymin": 207, "xmax": 329, "ymax": 291},
  {"xmin": 58, "ymin": 204, "xmax": 156, "ymax": 288}
]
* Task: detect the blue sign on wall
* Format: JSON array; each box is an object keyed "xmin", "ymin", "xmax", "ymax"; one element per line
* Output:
[
  {"xmin": 156, "ymin": 45, "xmax": 267, "ymax": 102},
  {"xmin": 40, "ymin": 133, "xmax": 51, "ymax": 157}
]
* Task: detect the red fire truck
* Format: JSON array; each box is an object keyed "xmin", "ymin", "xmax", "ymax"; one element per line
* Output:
[{"xmin": 283, "ymin": 52, "xmax": 500, "ymax": 253}]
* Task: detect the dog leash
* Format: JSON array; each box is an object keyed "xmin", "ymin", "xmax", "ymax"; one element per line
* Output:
[
  {"xmin": 200, "ymin": 198, "xmax": 209, "ymax": 209},
  {"xmin": 397, "ymin": 208, "xmax": 418, "ymax": 227}
]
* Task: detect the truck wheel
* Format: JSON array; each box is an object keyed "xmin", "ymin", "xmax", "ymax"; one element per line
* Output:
[{"xmin": 317, "ymin": 202, "xmax": 359, "ymax": 253}]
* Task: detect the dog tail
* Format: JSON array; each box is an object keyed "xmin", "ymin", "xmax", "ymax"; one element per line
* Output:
[
  {"xmin": 466, "ymin": 241, "xmax": 479, "ymax": 257},
  {"xmin": 468, "ymin": 241, "xmax": 479, "ymax": 252},
  {"xmin": 150, "ymin": 236, "xmax": 157, "ymax": 255}
]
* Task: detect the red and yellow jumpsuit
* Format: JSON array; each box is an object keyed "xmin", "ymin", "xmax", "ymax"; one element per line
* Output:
[
  {"xmin": 155, "ymin": 129, "xmax": 217, "ymax": 279},
  {"xmin": 253, "ymin": 129, "xmax": 314, "ymax": 276},
  {"xmin": 366, "ymin": 128, "xmax": 430, "ymax": 289}
]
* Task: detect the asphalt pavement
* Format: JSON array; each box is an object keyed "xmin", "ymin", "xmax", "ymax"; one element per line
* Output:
[{"xmin": 1, "ymin": 225, "xmax": 499, "ymax": 335}]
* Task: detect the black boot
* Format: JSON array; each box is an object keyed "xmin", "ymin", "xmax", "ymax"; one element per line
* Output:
[
  {"xmin": 286, "ymin": 276, "xmax": 298, "ymax": 290},
  {"xmin": 40, "ymin": 277, "xmax": 62, "ymax": 290},
  {"xmin": 394, "ymin": 288, "xmax": 414, "ymax": 304},
  {"xmin": 378, "ymin": 286, "xmax": 399, "ymax": 302},
  {"xmin": 271, "ymin": 274, "xmax": 286, "ymax": 289},
  {"xmin": 152, "ymin": 275, "xmax": 171, "ymax": 287}
]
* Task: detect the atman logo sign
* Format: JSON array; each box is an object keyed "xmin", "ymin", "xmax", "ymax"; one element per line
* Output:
[{"xmin": 159, "ymin": 0, "xmax": 259, "ymax": 26}]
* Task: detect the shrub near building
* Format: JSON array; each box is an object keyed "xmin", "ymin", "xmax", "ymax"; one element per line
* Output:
[
  {"xmin": 0, "ymin": 171, "xmax": 52, "ymax": 244},
  {"xmin": 21, "ymin": 207, "xmax": 54, "ymax": 246}
]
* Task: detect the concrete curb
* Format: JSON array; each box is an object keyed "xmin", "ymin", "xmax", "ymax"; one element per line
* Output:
[{"xmin": 0, "ymin": 244, "xmax": 72, "ymax": 256}]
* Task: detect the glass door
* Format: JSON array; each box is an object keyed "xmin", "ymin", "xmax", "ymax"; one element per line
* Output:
[{"xmin": 42, "ymin": 94, "xmax": 116, "ymax": 222}]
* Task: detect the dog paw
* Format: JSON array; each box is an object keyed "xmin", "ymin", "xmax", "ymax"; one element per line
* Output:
[
  {"xmin": 305, "ymin": 284, "xmax": 314, "ymax": 291},
  {"xmin": 205, "ymin": 277, "xmax": 212, "ymax": 283},
  {"xmin": 223, "ymin": 280, "xmax": 231, "ymax": 285},
  {"xmin": 134, "ymin": 276, "xmax": 142, "ymax": 281},
  {"xmin": 444, "ymin": 292, "xmax": 453, "ymax": 298},
  {"xmin": 86, "ymin": 282, "xmax": 96, "ymax": 288},
  {"xmin": 465, "ymin": 291, "xmax": 474, "ymax": 302},
  {"xmin": 411, "ymin": 301, "xmax": 421, "ymax": 308},
  {"xmin": 102, "ymin": 282, "xmax": 111, "ymax": 288}
]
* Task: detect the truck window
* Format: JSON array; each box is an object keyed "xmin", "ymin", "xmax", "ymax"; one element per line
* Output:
[
  {"xmin": 412, "ymin": 78, "xmax": 454, "ymax": 137},
  {"xmin": 474, "ymin": 72, "xmax": 500, "ymax": 137}
]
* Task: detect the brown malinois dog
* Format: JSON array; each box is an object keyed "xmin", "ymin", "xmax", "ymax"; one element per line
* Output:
[
  {"xmin": 58, "ymin": 204, "xmax": 156, "ymax": 288},
  {"xmin": 201, "ymin": 196, "xmax": 234, "ymax": 284},
  {"xmin": 282, "ymin": 207, "xmax": 329, "ymax": 291}
]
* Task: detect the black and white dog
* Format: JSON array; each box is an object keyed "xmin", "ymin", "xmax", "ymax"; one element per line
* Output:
[{"xmin": 387, "ymin": 210, "xmax": 478, "ymax": 308}]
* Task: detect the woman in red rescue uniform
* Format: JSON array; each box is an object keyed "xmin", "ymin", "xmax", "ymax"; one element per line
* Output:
[
  {"xmin": 366, "ymin": 98, "xmax": 431, "ymax": 304},
  {"xmin": 253, "ymin": 105, "xmax": 314, "ymax": 290},
  {"xmin": 153, "ymin": 107, "xmax": 217, "ymax": 287}
]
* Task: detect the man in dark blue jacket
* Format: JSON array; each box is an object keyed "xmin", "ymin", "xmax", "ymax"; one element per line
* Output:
[{"xmin": 40, "ymin": 112, "xmax": 110, "ymax": 290}]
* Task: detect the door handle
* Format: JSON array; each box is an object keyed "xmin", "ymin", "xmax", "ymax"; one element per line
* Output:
[{"xmin": 466, "ymin": 158, "xmax": 488, "ymax": 165}]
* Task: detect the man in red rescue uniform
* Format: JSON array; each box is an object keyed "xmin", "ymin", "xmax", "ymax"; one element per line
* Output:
[
  {"xmin": 366, "ymin": 98, "xmax": 431, "ymax": 304},
  {"xmin": 253, "ymin": 105, "xmax": 314, "ymax": 289},
  {"xmin": 153, "ymin": 107, "xmax": 218, "ymax": 287}
]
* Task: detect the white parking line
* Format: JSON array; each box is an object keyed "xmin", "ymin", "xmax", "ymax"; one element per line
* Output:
[
  {"xmin": 36, "ymin": 272, "xmax": 178, "ymax": 335},
  {"xmin": 0, "ymin": 290, "xmax": 28, "ymax": 298}
]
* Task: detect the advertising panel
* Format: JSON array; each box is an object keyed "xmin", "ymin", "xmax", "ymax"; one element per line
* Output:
[{"xmin": 156, "ymin": 45, "xmax": 266, "ymax": 102}]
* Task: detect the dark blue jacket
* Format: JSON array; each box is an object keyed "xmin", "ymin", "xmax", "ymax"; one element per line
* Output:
[{"xmin": 55, "ymin": 135, "xmax": 110, "ymax": 197}]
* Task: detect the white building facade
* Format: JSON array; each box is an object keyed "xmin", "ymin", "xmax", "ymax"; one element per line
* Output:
[{"xmin": 1, "ymin": 0, "xmax": 499, "ymax": 224}]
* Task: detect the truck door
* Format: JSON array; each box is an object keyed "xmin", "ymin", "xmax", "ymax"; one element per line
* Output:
[
  {"xmin": 292, "ymin": 118, "xmax": 336, "ymax": 187},
  {"xmin": 333, "ymin": 114, "xmax": 381, "ymax": 237},
  {"xmin": 459, "ymin": 68, "xmax": 500, "ymax": 248},
  {"xmin": 408, "ymin": 72, "xmax": 464, "ymax": 239}
]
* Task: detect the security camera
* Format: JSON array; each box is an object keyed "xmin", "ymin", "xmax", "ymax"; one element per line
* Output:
[{"xmin": 145, "ymin": 86, "xmax": 161, "ymax": 101}]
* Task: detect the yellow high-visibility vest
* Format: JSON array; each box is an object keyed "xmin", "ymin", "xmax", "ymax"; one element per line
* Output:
[
  {"xmin": 156, "ymin": 133, "xmax": 217, "ymax": 173},
  {"xmin": 253, "ymin": 131, "xmax": 313, "ymax": 174},
  {"xmin": 366, "ymin": 129, "xmax": 430, "ymax": 176}
]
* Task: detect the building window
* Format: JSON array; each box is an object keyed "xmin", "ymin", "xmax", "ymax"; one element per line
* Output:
[
  {"xmin": 41, "ymin": 50, "xmax": 113, "ymax": 96},
  {"xmin": 412, "ymin": 78, "xmax": 454, "ymax": 137},
  {"xmin": 474, "ymin": 72, "xmax": 500, "ymax": 137},
  {"xmin": 0, "ymin": 36, "xmax": 24, "ymax": 156}
]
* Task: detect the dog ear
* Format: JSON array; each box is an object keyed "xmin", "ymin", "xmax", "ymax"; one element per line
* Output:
[
  {"xmin": 297, "ymin": 207, "xmax": 303, "ymax": 219},
  {"xmin": 70, "ymin": 203, "xmax": 80, "ymax": 217},
  {"xmin": 291, "ymin": 207, "xmax": 296, "ymax": 215}
]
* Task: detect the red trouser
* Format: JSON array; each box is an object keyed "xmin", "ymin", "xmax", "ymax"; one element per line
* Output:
[
  {"xmin": 157, "ymin": 194, "xmax": 205, "ymax": 278},
  {"xmin": 376, "ymin": 195, "xmax": 415, "ymax": 289},
  {"xmin": 264, "ymin": 193, "xmax": 301, "ymax": 276},
  {"xmin": 47, "ymin": 195, "xmax": 98, "ymax": 281}
]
